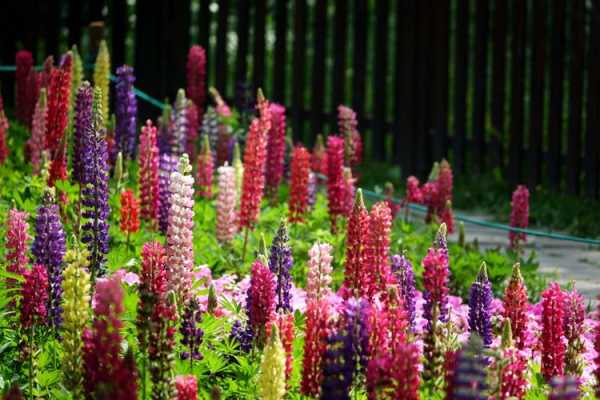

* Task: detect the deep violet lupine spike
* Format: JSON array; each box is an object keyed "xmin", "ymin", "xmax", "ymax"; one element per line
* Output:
[
  {"xmin": 391, "ymin": 253, "xmax": 417, "ymax": 331},
  {"xmin": 269, "ymin": 221, "xmax": 294, "ymax": 313},
  {"xmin": 549, "ymin": 376, "xmax": 580, "ymax": 400},
  {"xmin": 468, "ymin": 263, "xmax": 493, "ymax": 346},
  {"xmin": 115, "ymin": 65, "xmax": 138, "ymax": 160},
  {"xmin": 72, "ymin": 82, "xmax": 94, "ymax": 184},
  {"xmin": 180, "ymin": 297, "xmax": 204, "ymax": 361},
  {"xmin": 31, "ymin": 189, "xmax": 66, "ymax": 330}
]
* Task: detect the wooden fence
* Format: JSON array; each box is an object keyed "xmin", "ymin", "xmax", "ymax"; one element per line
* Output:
[{"xmin": 1, "ymin": 0, "xmax": 600, "ymax": 197}]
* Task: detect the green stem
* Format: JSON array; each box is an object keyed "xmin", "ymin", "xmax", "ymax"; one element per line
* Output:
[
  {"xmin": 29, "ymin": 326, "xmax": 34, "ymax": 400},
  {"xmin": 241, "ymin": 227, "xmax": 249, "ymax": 264}
]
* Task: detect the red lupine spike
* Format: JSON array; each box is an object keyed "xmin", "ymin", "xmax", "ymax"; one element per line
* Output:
[
  {"xmin": 120, "ymin": 189, "xmax": 141, "ymax": 234},
  {"xmin": 502, "ymin": 264, "xmax": 529, "ymax": 349},
  {"xmin": 288, "ymin": 145, "xmax": 311, "ymax": 222},
  {"xmin": 326, "ymin": 135, "xmax": 345, "ymax": 232},
  {"xmin": 138, "ymin": 120, "xmax": 160, "ymax": 226},
  {"xmin": 541, "ymin": 282, "xmax": 566, "ymax": 381},
  {"xmin": 239, "ymin": 118, "xmax": 268, "ymax": 230},
  {"xmin": 301, "ymin": 299, "xmax": 330, "ymax": 396},
  {"xmin": 366, "ymin": 201, "xmax": 393, "ymax": 299},
  {"xmin": 343, "ymin": 190, "xmax": 370, "ymax": 298}
]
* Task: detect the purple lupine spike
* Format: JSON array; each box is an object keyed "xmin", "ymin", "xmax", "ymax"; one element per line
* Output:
[
  {"xmin": 115, "ymin": 65, "xmax": 137, "ymax": 160},
  {"xmin": 72, "ymin": 82, "xmax": 93, "ymax": 184},
  {"xmin": 230, "ymin": 320, "xmax": 253, "ymax": 353},
  {"xmin": 549, "ymin": 376, "xmax": 580, "ymax": 400},
  {"xmin": 468, "ymin": 263, "xmax": 493, "ymax": 346},
  {"xmin": 307, "ymin": 171, "xmax": 317, "ymax": 208},
  {"xmin": 158, "ymin": 153, "xmax": 178, "ymax": 233},
  {"xmin": 269, "ymin": 221, "xmax": 293, "ymax": 313},
  {"xmin": 32, "ymin": 189, "xmax": 66, "ymax": 329},
  {"xmin": 391, "ymin": 253, "xmax": 417, "ymax": 331},
  {"xmin": 180, "ymin": 297, "xmax": 204, "ymax": 361},
  {"xmin": 447, "ymin": 334, "xmax": 489, "ymax": 399}
]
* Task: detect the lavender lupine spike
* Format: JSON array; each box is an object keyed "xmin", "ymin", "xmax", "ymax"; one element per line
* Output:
[
  {"xmin": 269, "ymin": 221, "xmax": 293, "ymax": 313},
  {"xmin": 172, "ymin": 89, "xmax": 188, "ymax": 156},
  {"xmin": 81, "ymin": 87, "xmax": 110, "ymax": 281},
  {"xmin": 72, "ymin": 82, "xmax": 93, "ymax": 184},
  {"xmin": 468, "ymin": 263, "xmax": 493, "ymax": 347},
  {"xmin": 32, "ymin": 189, "xmax": 66, "ymax": 329},
  {"xmin": 115, "ymin": 65, "xmax": 137, "ymax": 160},
  {"xmin": 391, "ymin": 253, "xmax": 417, "ymax": 331},
  {"xmin": 158, "ymin": 153, "xmax": 178, "ymax": 233}
]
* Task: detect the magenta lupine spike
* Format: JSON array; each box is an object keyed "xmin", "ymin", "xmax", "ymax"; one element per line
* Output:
[
  {"xmin": 509, "ymin": 185, "xmax": 529, "ymax": 250},
  {"xmin": 6, "ymin": 209, "xmax": 31, "ymax": 307},
  {"xmin": 422, "ymin": 246, "xmax": 450, "ymax": 325},
  {"xmin": 186, "ymin": 45, "xmax": 207, "ymax": 115},
  {"xmin": 326, "ymin": 135, "xmax": 346, "ymax": 232},
  {"xmin": 28, "ymin": 88, "xmax": 48, "ymax": 174},
  {"xmin": 139, "ymin": 120, "xmax": 160, "ymax": 226},
  {"xmin": 16, "ymin": 50, "xmax": 34, "ymax": 126},
  {"xmin": 366, "ymin": 201, "xmax": 393, "ymax": 299},
  {"xmin": 196, "ymin": 135, "xmax": 213, "ymax": 199},
  {"xmin": 564, "ymin": 286, "xmax": 585, "ymax": 378},
  {"xmin": 541, "ymin": 282, "xmax": 566, "ymax": 381},
  {"xmin": 265, "ymin": 103, "xmax": 286, "ymax": 198}
]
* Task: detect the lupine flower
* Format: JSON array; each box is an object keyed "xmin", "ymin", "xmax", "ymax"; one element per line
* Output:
[
  {"xmin": 265, "ymin": 103, "xmax": 286, "ymax": 198},
  {"xmin": 549, "ymin": 376, "xmax": 580, "ymax": 400},
  {"xmin": 384, "ymin": 182, "xmax": 401, "ymax": 219},
  {"xmin": 216, "ymin": 120, "xmax": 234, "ymax": 167},
  {"xmin": 502, "ymin": 263, "xmax": 528, "ymax": 349},
  {"xmin": 171, "ymin": 89, "xmax": 189, "ymax": 156},
  {"xmin": 312, "ymin": 134, "xmax": 328, "ymax": 178},
  {"xmin": 0, "ymin": 95, "xmax": 8, "ymax": 165},
  {"xmin": 61, "ymin": 247, "xmax": 91, "ymax": 397},
  {"xmin": 48, "ymin": 138, "xmax": 68, "ymax": 188},
  {"xmin": 343, "ymin": 190, "xmax": 370, "ymax": 298},
  {"xmin": 120, "ymin": 189, "xmax": 140, "ymax": 234},
  {"xmin": 437, "ymin": 160, "xmax": 454, "ymax": 232},
  {"xmin": 306, "ymin": 242, "xmax": 333, "ymax": 303},
  {"xmin": 541, "ymin": 282, "xmax": 566, "ymax": 381},
  {"xmin": 175, "ymin": 375, "xmax": 198, "ymax": 400},
  {"xmin": 509, "ymin": 185, "xmax": 529, "ymax": 250},
  {"xmin": 367, "ymin": 201, "xmax": 392, "ymax": 299},
  {"xmin": 268, "ymin": 312, "xmax": 295, "ymax": 381},
  {"xmin": 391, "ymin": 254, "xmax": 417, "ymax": 331},
  {"xmin": 468, "ymin": 263, "xmax": 493, "ymax": 346},
  {"xmin": 20, "ymin": 264, "xmax": 49, "ymax": 329},
  {"xmin": 158, "ymin": 103, "xmax": 173, "ymax": 155},
  {"xmin": 186, "ymin": 45, "xmax": 207, "ymax": 114},
  {"xmin": 211, "ymin": 87, "xmax": 233, "ymax": 118},
  {"xmin": 405, "ymin": 176, "xmax": 423, "ymax": 204},
  {"xmin": 81, "ymin": 88, "xmax": 111, "ymax": 281},
  {"xmin": 301, "ymin": 298, "xmax": 330, "ymax": 397},
  {"xmin": 258, "ymin": 325, "xmax": 286, "ymax": 400},
  {"xmin": 247, "ymin": 260, "xmax": 276, "ymax": 345},
  {"xmin": 166, "ymin": 154, "xmax": 195, "ymax": 305},
  {"xmin": 46, "ymin": 52, "xmax": 72, "ymax": 154},
  {"xmin": 269, "ymin": 221, "xmax": 293, "ymax": 313},
  {"xmin": 446, "ymin": 334, "xmax": 488, "ymax": 399},
  {"xmin": 139, "ymin": 119, "xmax": 160, "ymax": 225},
  {"xmin": 288, "ymin": 145, "xmax": 311, "ymax": 222},
  {"xmin": 186, "ymin": 101, "xmax": 199, "ymax": 160},
  {"xmin": 422, "ymin": 246, "xmax": 450, "ymax": 325},
  {"xmin": 390, "ymin": 342, "xmax": 421, "ymax": 400},
  {"xmin": 158, "ymin": 153, "xmax": 178, "ymax": 233},
  {"xmin": 564, "ymin": 287, "xmax": 585, "ymax": 378},
  {"xmin": 5, "ymin": 209, "xmax": 31, "ymax": 301},
  {"xmin": 83, "ymin": 275, "xmax": 138, "ymax": 400},
  {"xmin": 497, "ymin": 320, "xmax": 528, "ymax": 400},
  {"xmin": 180, "ymin": 297, "xmax": 204, "ymax": 360},
  {"xmin": 307, "ymin": 171, "xmax": 317, "ymax": 207},
  {"xmin": 15, "ymin": 50, "xmax": 34, "ymax": 126},
  {"xmin": 239, "ymin": 118, "xmax": 268, "ymax": 230},
  {"xmin": 326, "ymin": 135, "xmax": 345, "ymax": 231},
  {"xmin": 230, "ymin": 320, "xmax": 253, "ymax": 352},
  {"xmin": 338, "ymin": 105, "xmax": 362, "ymax": 168},
  {"xmin": 196, "ymin": 135, "xmax": 213, "ymax": 198},
  {"xmin": 233, "ymin": 141, "xmax": 244, "ymax": 203},
  {"xmin": 72, "ymin": 82, "xmax": 93, "ymax": 184},
  {"xmin": 115, "ymin": 65, "xmax": 137, "ymax": 160},
  {"xmin": 342, "ymin": 167, "xmax": 356, "ymax": 216},
  {"xmin": 216, "ymin": 163, "xmax": 237, "ymax": 243},
  {"xmin": 28, "ymin": 88, "xmax": 48, "ymax": 174},
  {"xmin": 32, "ymin": 189, "xmax": 66, "ymax": 329},
  {"xmin": 594, "ymin": 301, "xmax": 600, "ymax": 398},
  {"xmin": 39, "ymin": 55, "xmax": 54, "ymax": 89},
  {"xmin": 200, "ymin": 107, "xmax": 220, "ymax": 155},
  {"xmin": 93, "ymin": 40, "xmax": 110, "ymax": 123}
]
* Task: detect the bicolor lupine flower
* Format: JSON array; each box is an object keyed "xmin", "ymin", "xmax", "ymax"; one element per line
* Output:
[
  {"xmin": 61, "ymin": 247, "xmax": 91, "ymax": 397},
  {"xmin": 115, "ymin": 65, "xmax": 137, "ymax": 159},
  {"xmin": 541, "ymin": 282, "xmax": 566, "ymax": 381},
  {"xmin": 564, "ymin": 287, "xmax": 585, "ymax": 378},
  {"xmin": 196, "ymin": 135, "xmax": 213, "ymax": 198},
  {"xmin": 93, "ymin": 40, "xmax": 111, "ymax": 123},
  {"xmin": 120, "ymin": 189, "xmax": 140, "ymax": 234},
  {"xmin": 301, "ymin": 298, "xmax": 330, "ymax": 397},
  {"xmin": 186, "ymin": 45, "xmax": 207, "ymax": 114},
  {"xmin": 81, "ymin": 88, "xmax": 110, "ymax": 281},
  {"xmin": 288, "ymin": 145, "xmax": 311, "ymax": 222},
  {"xmin": 137, "ymin": 241, "xmax": 167, "ymax": 351},
  {"xmin": 422, "ymin": 246, "xmax": 450, "ymax": 325},
  {"xmin": 32, "ymin": 189, "xmax": 66, "ymax": 329},
  {"xmin": 326, "ymin": 135, "xmax": 345, "ymax": 231},
  {"xmin": 502, "ymin": 263, "xmax": 528, "ymax": 349},
  {"xmin": 239, "ymin": 118, "xmax": 268, "ymax": 230},
  {"xmin": 6, "ymin": 209, "xmax": 31, "ymax": 299},
  {"xmin": 175, "ymin": 375, "xmax": 198, "ymax": 400},
  {"xmin": 446, "ymin": 334, "xmax": 489, "ymax": 399},
  {"xmin": 247, "ymin": 260, "xmax": 276, "ymax": 345},
  {"xmin": 186, "ymin": 101, "xmax": 199, "ymax": 160},
  {"xmin": 312, "ymin": 134, "xmax": 328, "ymax": 178},
  {"xmin": 171, "ymin": 89, "xmax": 189, "ymax": 156},
  {"xmin": 72, "ymin": 82, "xmax": 93, "ymax": 184},
  {"xmin": 158, "ymin": 153, "xmax": 178, "ymax": 233},
  {"xmin": 338, "ymin": 105, "xmax": 362, "ymax": 168},
  {"xmin": 139, "ymin": 120, "xmax": 160, "ymax": 225},
  {"xmin": 391, "ymin": 253, "xmax": 417, "ymax": 331},
  {"xmin": 83, "ymin": 275, "xmax": 138, "ymax": 400},
  {"xmin": 28, "ymin": 88, "xmax": 48, "ymax": 174},
  {"xmin": 180, "ymin": 297, "xmax": 204, "ymax": 361},
  {"xmin": 306, "ymin": 242, "xmax": 333, "ymax": 303},
  {"xmin": 216, "ymin": 163, "xmax": 237, "ymax": 243},
  {"xmin": 468, "ymin": 263, "xmax": 493, "ymax": 346},
  {"xmin": 15, "ymin": 50, "xmax": 34, "ymax": 126},
  {"xmin": 265, "ymin": 103, "xmax": 286, "ymax": 198},
  {"xmin": 343, "ymin": 190, "xmax": 370, "ymax": 298},
  {"xmin": 367, "ymin": 201, "xmax": 392, "ymax": 299},
  {"xmin": 258, "ymin": 325, "xmax": 286, "ymax": 400},
  {"xmin": 509, "ymin": 185, "xmax": 529, "ymax": 250},
  {"xmin": 20, "ymin": 264, "xmax": 49, "ymax": 329},
  {"xmin": 268, "ymin": 312, "xmax": 295, "ymax": 381},
  {"xmin": 166, "ymin": 154, "xmax": 195, "ymax": 305},
  {"xmin": 46, "ymin": 52, "xmax": 72, "ymax": 155},
  {"xmin": 269, "ymin": 221, "xmax": 293, "ymax": 313}
]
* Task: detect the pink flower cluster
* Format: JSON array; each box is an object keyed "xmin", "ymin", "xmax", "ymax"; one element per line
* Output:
[
  {"xmin": 216, "ymin": 164, "xmax": 237, "ymax": 243},
  {"xmin": 138, "ymin": 120, "xmax": 160, "ymax": 226},
  {"xmin": 509, "ymin": 185, "xmax": 529, "ymax": 249}
]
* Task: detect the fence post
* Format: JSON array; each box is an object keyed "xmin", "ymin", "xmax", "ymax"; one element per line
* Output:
[
  {"xmin": 472, "ymin": 0, "xmax": 489, "ymax": 171},
  {"xmin": 110, "ymin": 0, "xmax": 127, "ymax": 69},
  {"xmin": 215, "ymin": 0, "xmax": 230, "ymax": 96},
  {"xmin": 373, "ymin": 0, "xmax": 390, "ymax": 161},
  {"xmin": 253, "ymin": 0, "xmax": 266, "ymax": 92},
  {"xmin": 311, "ymin": 0, "xmax": 327, "ymax": 144},
  {"xmin": 491, "ymin": 0, "xmax": 507, "ymax": 170},
  {"xmin": 352, "ymin": 0, "xmax": 368, "ymax": 136},
  {"xmin": 585, "ymin": 0, "xmax": 600, "ymax": 198},
  {"xmin": 291, "ymin": 0, "xmax": 307, "ymax": 142},
  {"xmin": 453, "ymin": 0, "xmax": 469, "ymax": 174},
  {"xmin": 331, "ymin": 0, "xmax": 348, "ymax": 127},
  {"xmin": 273, "ymin": 0, "xmax": 288, "ymax": 104}
]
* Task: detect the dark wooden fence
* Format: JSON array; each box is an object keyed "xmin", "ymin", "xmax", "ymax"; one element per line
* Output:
[{"xmin": 1, "ymin": 1, "xmax": 600, "ymax": 198}]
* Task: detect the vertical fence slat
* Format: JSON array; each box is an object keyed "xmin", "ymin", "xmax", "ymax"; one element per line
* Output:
[
  {"xmin": 567, "ymin": 0, "xmax": 585, "ymax": 195},
  {"xmin": 170, "ymin": 1, "xmax": 191, "ymax": 96},
  {"xmin": 414, "ymin": 0, "xmax": 431, "ymax": 176},
  {"xmin": 453, "ymin": 0, "xmax": 469, "ymax": 174},
  {"xmin": 215, "ymin": 0, "xmax": 229, "ymax": 95},
  {"xmin": 373, "ymin": 0, "xmax": 390, "ymax": 160},
  {"xmin": 431, "ymin": 0, "xmax": 450, "ymax": 163},
  {"xmin": 394, "ymin": 0, "xmax": 416, "ymax": 170},
  {"xmin": 472, "ymin": 0, "xmax": 489, "ymax": 171},
  {"xmin": 352, "ymin": 0, "xmax": 368, "ymax": 130},
  {"xmin": 548, "ymin": 0, "xmax": 566, "ymax": 190},
  {"xmin": 509, "ymin": 0, "xmax": 526, "ymax": 185},
  {"xmin": 198, "ymin": 0, "xmax": 211, "ymax": 84},
  {"xmin": 273, "ymin": 0, "xmax": 288, "ymax": 103},
  {"xmin": 528, "ymin": 0, "xmax": 546, "ymax": 188},
  {"xmin": 292, "ymin": 0, "xmax": 307, "ymax": 142},
  {"xmin": 331, "ymin": 0, "xmax": 348, "ymax": 125},
  {"xmin": 310, "ymin": 0, "xmax": 327, "ymax": 142},
  {"xmin": 253, "ymin": 0, "xmax": 266, "ymax": 91},
  {"xmin": 491, "ymin": 0, "xmax": 507, "ymax": 169},
  {"xmin": 235, "ymin": 0, "xmax": 250, "ymax": 87},
  {"xmin": 585, "ymin": 0, "xmax": 600, "ymax": 198}
]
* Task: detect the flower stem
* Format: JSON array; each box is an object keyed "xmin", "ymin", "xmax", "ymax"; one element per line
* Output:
[{"xmin": 242, "ymin": 227, "xmax": 249, "ymax": 263}]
